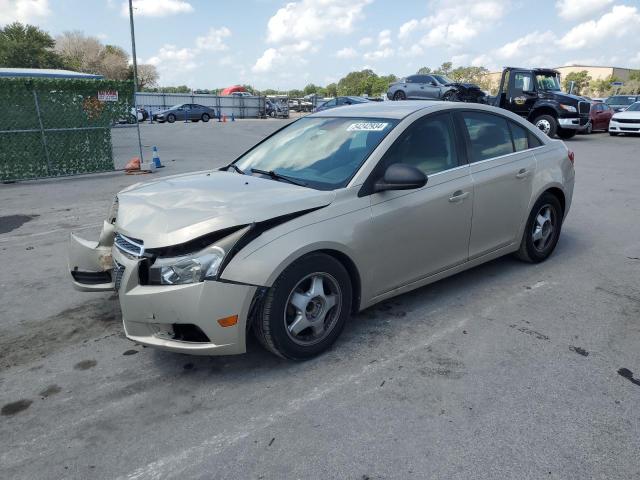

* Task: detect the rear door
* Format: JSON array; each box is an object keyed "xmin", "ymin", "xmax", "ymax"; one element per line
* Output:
[
  {"xmin": 367, "ymin": 112, "xmax": 473, "ymax": 294},
  {"xmin": 456, "ymin": 110, "xmax": 537, "ymax": 259}
]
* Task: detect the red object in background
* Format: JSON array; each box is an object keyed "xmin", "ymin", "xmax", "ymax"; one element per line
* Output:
[
  {"xmin": 220, "ymin": 85, "xmax": 247, "ymax": 96},
  {"xmin": 589, "ymin": 103, "xmax": 613, "ymax": 132}
]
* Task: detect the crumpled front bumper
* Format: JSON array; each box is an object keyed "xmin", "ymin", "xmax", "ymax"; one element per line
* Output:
[{"xmin": 69, "ymin": 227, "xmax": 258, "ymax": 356}]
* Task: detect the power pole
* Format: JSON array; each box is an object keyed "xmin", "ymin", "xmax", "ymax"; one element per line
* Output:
[{"xmin": 128, "ymin": 0, "xmax": 144, "ymax": 162}]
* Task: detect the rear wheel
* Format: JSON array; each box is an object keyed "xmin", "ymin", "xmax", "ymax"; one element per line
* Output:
[
  {"xmin": 515, "ymin": 193, "xmax": 563, "ymax": 263},
  {"xmin": 532, "ymin": 114, "xmax": 557, "ymax": 138},
  {"xmin": 393, "ymin": 91, "xmax": 406, "ymax": 101},
  {"xmin": 557, "ymin": 128, "xmax": 577, "ymax": 140},
  {"xmin": 253, "ymin": 253, "xmax": 352, "ymax": 360}
]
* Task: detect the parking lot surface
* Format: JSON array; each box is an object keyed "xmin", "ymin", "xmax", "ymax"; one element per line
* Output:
[{"xmin": 1, "ymin": 125, "xmax": 639, "ymax": 480}]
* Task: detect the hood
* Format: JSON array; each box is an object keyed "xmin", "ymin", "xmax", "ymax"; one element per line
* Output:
[
  {"xmin": 539, "ymin": 91, "xmax": 585, "ymax": 104},
  {"xmin": 115, "ymin": 171, "xmax": 335, "ymax": 248},
  {"xmin": 613, "ymin": 110, "xmax": 640, "ymax": 119}
]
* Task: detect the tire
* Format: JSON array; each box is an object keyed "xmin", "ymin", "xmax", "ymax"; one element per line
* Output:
[
  {"xmin": 609, "ymin": 132, "xmax": 619, "ymax": 136},
  {"xmin": 585, "ymin": 123, "xmax": 592, "ymax": 134},
  {"xmin": 442, "ymin": 90, "xmax": 459, "ymax": 102},
  {"xmin": 557, "ymin": 128, "xmax": 577, "ymax": 140},
  {"xmin": 532, "ymin": 114, "xmax": 557, "ymax": 138},
  {"xmin": 393, "ymin": 91, "xmax": 406, "ymax": 101},
  {"xmin": 201, "ymin": 113, "xmax": 210, "ymax": 122},
  {"xmin": 166, "ymin": 114, "xmax": 176, "ymax": 123},
  {"xmin": 253, "ymin": 253, "xmax": 352, "ymax": 360},
  {"xmin": 515, "ymin": 192, "xmax": 563, "ymax": 263}
]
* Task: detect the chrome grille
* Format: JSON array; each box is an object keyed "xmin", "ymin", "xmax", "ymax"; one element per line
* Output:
[
  {"xmin": 113, "ymin": 260, "xmax": 125, "ymax": 291},
  {"xmin": 578, "ymin": 101, "xmax": 590, "ymax": 115},
  {"xmin": 114, "ymin": 233, "xmax": 144, "ymax": 257}
]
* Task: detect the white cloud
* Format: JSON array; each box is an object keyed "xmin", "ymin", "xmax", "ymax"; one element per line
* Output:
[
  {"xmin": 252, "ymin": 48, "xmax": 280, "ymax": 73},
  {"xmin": 363, "ymin": 47, "xmax": 393, "ymax": 61},
  {"xmin": 495, "ymin": 31, "xmax": 557, "ymax": 59},
  {"xmin": 398, "ymin": 19, "xmax": 419, "ymax": 40},
  {"xmin": 0, "ymin": 0, "xmax": 50, "ymax": 24},
  {"xmin": 378, "ymin": 29, "xmax": 392, "ymax": 47},
  {"xmin": 398, "ymin": 44, "xmax": 424, "ymax": 58},
  {"xmin": 146, "ymin": 44, "xmax": 197, "ymax": 71},
  {"xmin": 559, "ymin": 5, "xmax": 640, "ymax": 50},
  {"xmin": 336, "ymin": 47, "xmax": 357, "ymax": 59},
  {"xmin": 265, "ymin": 0, "xmax": 371, "ymax": 43},
  {"xmin": 122, "ymin": 0, "xmax": 193, "ymax": 17},
  {"xmin": 555, "ymin": 0, "xmax": 613, "ymax": 20},
  {"xmin": 359, "ymin": 36, "xmax": 373, "ymax": 46},
  {"xmin": 195, "ymin": 26, "xmax": 231, "ymax": 51}
]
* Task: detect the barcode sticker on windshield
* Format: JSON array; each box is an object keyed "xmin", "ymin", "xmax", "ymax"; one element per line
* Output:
[{"xmin": 347, "ymin": 122, "xmax": 389, "ymax": 131}]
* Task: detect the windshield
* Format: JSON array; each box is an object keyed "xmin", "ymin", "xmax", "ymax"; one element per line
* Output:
[
  {"xmin": 432, "ymin": 75, "xmax": 454, "ymax": 84},
  {"xmin": 169, "ymin": 104, "xmax": 185, "ymax": 110},
  {"xmin": 606, "ymin": 96, "xmax": 637, "ymax": 106},
  {"xmin": 625, "ymin": 102, "xmax": 640, "ymax": 111},
  {"xmin": 234, "ymin": 117, "xmax": 398, "ymax": 190},
  {"xmin": 535, "ymin": 74, "xmax": 561, "ymax": 91}
]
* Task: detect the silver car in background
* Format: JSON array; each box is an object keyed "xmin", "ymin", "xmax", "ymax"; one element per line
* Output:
[{"xmin": 69, "ymin": 102, "xmax": 575, "ymax": 360}]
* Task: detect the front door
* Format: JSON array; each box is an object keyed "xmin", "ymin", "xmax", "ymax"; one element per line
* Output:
[
  {"xmin": 367, "ymin": 112, "xmax": 473, "ymax": 295},
  {"xmin": 456, "ymin": 110, "xmax": 536, "ymax": 258},
  {"xmin": 508, "ymin": 71, "xmax": 537, "ymax": 117}
]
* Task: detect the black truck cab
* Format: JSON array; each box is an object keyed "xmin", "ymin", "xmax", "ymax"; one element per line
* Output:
[{"xmin": 492, "ymin": 67, "xmax": 591, "ymax": 139}]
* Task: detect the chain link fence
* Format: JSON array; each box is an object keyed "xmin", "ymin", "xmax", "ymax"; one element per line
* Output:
[{"xmin": 0, "ymin": 78, "xmax": 133, "ymax": 182}]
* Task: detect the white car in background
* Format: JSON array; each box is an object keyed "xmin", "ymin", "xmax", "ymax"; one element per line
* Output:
[{"xmin": 609, "ymin": 102, "xmax": 640, "ymax": 136}]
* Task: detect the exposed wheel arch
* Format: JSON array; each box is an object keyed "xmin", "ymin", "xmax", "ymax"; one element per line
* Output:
[
  {"xmin": 543, "ymin": 187, "xmax": 566, "ymax": 216},
  {"xmin": 316, "ymin": 249, "xmax": 362, "ymax": 314},
  {"xmin": 528, "ymin": 106, "xmax": 557, "ymax": 123}
]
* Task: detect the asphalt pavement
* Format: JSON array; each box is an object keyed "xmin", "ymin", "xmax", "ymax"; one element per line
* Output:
[{"xmin": 1, "ymin": 124, "xmax": 639, "ymax": 480}]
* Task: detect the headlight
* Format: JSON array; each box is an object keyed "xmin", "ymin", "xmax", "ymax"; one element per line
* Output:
[
  {"xmin": 559, "ymin": 104, "xmax": 577, "ymax": 113},
  {"xmin": 107, "ymin": 196, "xmax": 118, "ymax": 224},
  {"xmin": 151, "ymin": 245, "xmax": 225, "ymax": 285},
  {"xmin": 610, "ymin": 117, "xmax": 618, "ymax": 122},
  {"xmin": 148, "ymin": 226, "xmax": 250, "ymax": 285}
]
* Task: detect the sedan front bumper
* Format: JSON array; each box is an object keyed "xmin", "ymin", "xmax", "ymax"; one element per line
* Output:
[
  {"xmin": 70, "ymin": 230, "xmax": 259, "ymax": 356},
  {"xmin": 609, "ymin": 120, "xmax": 640, "ymax": 133}
]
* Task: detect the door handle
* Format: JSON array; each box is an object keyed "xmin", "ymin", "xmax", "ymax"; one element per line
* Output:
[
  {"xmin": 516, "ymin": 168, "xmax": 530, "ymax": 179},
  {"xmin": 449, "ymin": 190, "xmax": 470, "ymax": 202}
]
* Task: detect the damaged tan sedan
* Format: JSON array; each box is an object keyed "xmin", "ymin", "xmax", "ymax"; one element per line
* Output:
[{"xmin": 70, "ymin": 102, "xmax": 574, "ymax": 360}]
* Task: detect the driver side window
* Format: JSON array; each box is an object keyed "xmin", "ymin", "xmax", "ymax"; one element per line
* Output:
[
  {"xmin": 380, "ymin": 113, "xmax": 459, "ymax": 175},
  {"xmin": 513, "ymin": 72, "xmax": 533, "ymax": 94}
]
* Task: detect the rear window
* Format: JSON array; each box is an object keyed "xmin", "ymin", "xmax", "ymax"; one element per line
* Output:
[{"xmin": 461, "ymin": 112, "xmax": 514, "ymax": 162}]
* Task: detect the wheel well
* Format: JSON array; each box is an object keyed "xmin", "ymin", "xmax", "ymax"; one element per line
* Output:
[
  {"xmin": 317, "ymin": 249, "xmax": 362, "ymax": 314},
  {"xmin": 529, "ymin": 107, "xmax": 557, "ymax": 122},
  {"xmin": 544, "ymin": 187, "xmax": 565, "ymax": 215}
]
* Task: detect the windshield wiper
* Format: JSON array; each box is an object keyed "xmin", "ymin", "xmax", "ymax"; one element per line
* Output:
[
  {"xmin": 250, "ymin": 168, "xmax": 308, "ymax": 187},
  {"xmin": 224, "ymin": 163, "xmax": 245, "ymax": 175}
]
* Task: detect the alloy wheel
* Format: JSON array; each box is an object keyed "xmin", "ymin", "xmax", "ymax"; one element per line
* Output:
[
  {"xmin": 284, "ymin": 272, "xmax": 342, "ymax": 346},
  {"xmin": 531, "ymin": 204, "xmax": 556, "ymax": 252}
]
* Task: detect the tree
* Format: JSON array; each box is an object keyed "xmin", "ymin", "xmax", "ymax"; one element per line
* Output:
[
  {"xmin": 97, "ymin": 45, "xmax": 129, "ymax": 80},
  {"xmin": 629, "ymin": 70, "xmax": 640, "ymax": 82},
  {"xmin": 325, "ymin": 83, "xmax": 338, "ymax": 97},
  {"xmin": 433, "ymin": 62, "xmax": 453, "ymax": 76},
  {"xmin": 336, "ymin": 69, "xmax": 396, "ymax": 97},
  {"xmin": 416, "ymin": 66, "xmax": 432, "ymax": 75},
  {"xmin": 55, "ymin": 31, "xmax": 103, "ymax": 72},
  {"xmin": 133, "ymin": 64, "xmax": 158, "ymax": 89},
  {"xmin": 0, "ymin": 22, "xmax": 63, "ymax": 68},
  {"xmin": 563, "ymin": 71, "xmax": 591, "ymax": 95}
]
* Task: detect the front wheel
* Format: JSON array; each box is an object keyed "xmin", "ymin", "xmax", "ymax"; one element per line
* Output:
[
  {"xmin": 557, "ymin": 128, "xmax": 577, "ymax": 140},
  {"xmin": 442, "ymin": 90, "xmax": 459, "ymax": 102},
  {"xmin": 253, "ymin": 253, "xmax": 352, "ymax": 360},
  {"xmin": 585, "ymin": 123, "xmax": 592, "ymax": 134},
  {"xmin": 166, "ymin": 114, "xmax": 176, "ymax": 123},
  {"xmin": 532, "ymin": 115, "xmax": 557, "ymax": 138},
  {"xmin": 515, "ymin": 193, "xmax": 563, "ymax": 263},
  {"xmin": 609, "ymin": 131, "xmax": 619, "ymax": 136},
  {"xmin": 201, "ymin": 113, "xmax": 210, "ymax": 122}
]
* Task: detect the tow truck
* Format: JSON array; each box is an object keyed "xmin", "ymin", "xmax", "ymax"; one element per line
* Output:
[{"xmin": 490, "ymin": 67, "xmax": 591, "ymax": 139}]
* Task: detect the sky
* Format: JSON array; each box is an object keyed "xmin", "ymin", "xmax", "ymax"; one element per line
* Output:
[{"xmin": 1, "ymin": 0, "xmax": 640, "ymax": 90}]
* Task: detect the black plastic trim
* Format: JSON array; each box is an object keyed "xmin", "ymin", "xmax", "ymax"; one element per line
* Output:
[{"xmin": 71, "ymin": 270, "xmax": 112, "ymax": 285}]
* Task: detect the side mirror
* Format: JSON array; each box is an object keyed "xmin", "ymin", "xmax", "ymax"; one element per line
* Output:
[
  {"xmin": 374, "ymin": 164, "xmax": 427, "ymax": 193},
  {"xmin": 430, "ymin": 81, "xmax": 438, "ymax": 86}
]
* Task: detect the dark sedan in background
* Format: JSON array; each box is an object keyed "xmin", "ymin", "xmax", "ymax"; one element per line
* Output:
[
  {"xmin": 153, "ymin": 104, "xmax": 217, "ymax": 123},
  {"xmin": 314, "ymin": 96, "xmax": 370, "ymax": 112},
  {"xmin": 605, "ymin": 95, "xmax": 640, "ymax": 113}
]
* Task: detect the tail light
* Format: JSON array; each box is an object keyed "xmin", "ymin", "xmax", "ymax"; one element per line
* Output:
[{"xmin": 567, "ymin": 150, "xmax": 575, "ymax": 166}]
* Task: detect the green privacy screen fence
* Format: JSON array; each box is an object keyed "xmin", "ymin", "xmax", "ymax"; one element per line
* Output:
[{"xmin": 0, "ymin": 78, "xmax": 134, "ymax": 181}]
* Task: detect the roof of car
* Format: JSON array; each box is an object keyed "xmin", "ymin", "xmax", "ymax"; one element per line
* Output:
[{"xmin": 310, "ymin": 101, "xmax": 436, "ymax": 119}]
